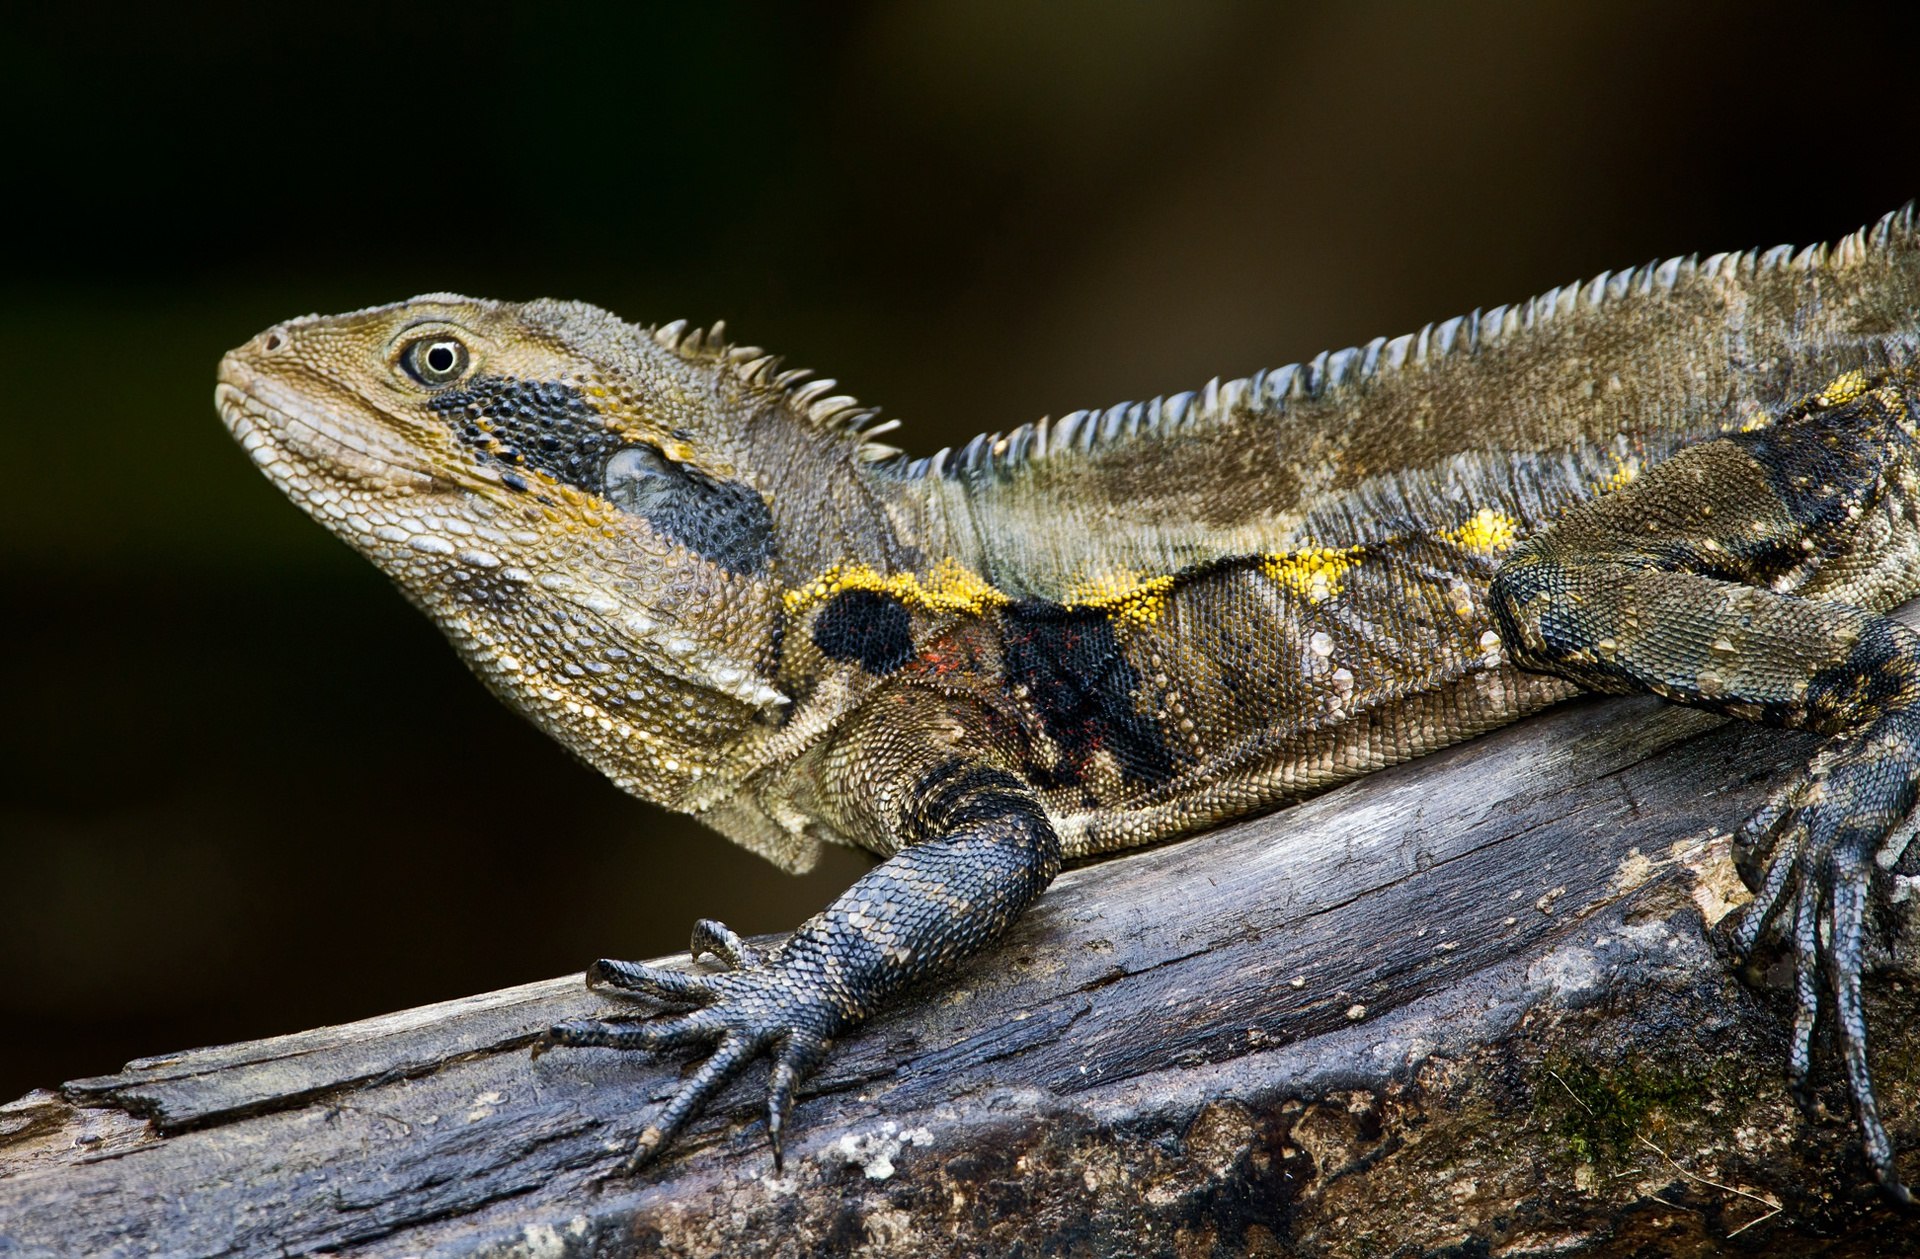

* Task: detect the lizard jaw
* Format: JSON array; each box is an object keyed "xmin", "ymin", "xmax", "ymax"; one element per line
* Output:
[
  {"xmin": 214, "ymin": 351, "xmax": 489, "ymax": 580},
  {"xmin": 215, "ymin": 361, "xmax": 448, "ymax": 499}
]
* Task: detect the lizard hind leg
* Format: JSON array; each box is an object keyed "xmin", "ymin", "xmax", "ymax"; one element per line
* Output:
[{"xmin": 1490, "ymin": 370, "xmax": 1920, "ymax": 1201}]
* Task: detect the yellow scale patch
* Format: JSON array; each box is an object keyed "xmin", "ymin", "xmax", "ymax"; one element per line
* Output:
[
  {"xmin": 788, "ymin": 533, "xmax": 1499, "ymax": 632},
  {"xmin": 783, "ymin": 557, "xmax": 1008, "ymax": 616},
  {"xmin": 1260, "ymin": 546, "xmax": 1363, "ymax": 603},
  {"xmin": 787, "ymin": 558, "xmax": 1179, "ymax": 625},
  {"xmin": 1724, "ymin": 370, "xmax": 1872, "ymax": 436},
  {"xmin": 786, "ymin": 514, "xmax": 1526, "ymax": 637},
  {"xmin": 1592, "ymin": 454, "xmax": 1641, "ymax": 492},
  {"xmin": 1440, "ymin": 507, "xmax": 1519, "ymax": 554},
  {"xmin": 1815, "ymin": 369, "xmax": 1871, "ymax": 409},
  {"xmin": 1065, "ymin": 573, "xmax": 1177, "ymax": 625}
]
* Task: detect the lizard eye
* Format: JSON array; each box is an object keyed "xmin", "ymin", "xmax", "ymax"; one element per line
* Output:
[{"xmin": 399, "ymin": 337, "xmax": 471, "ymax": 388}]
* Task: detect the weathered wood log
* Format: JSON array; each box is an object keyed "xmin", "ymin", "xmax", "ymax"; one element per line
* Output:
[{"xmin": 5, "ymin": 634, "xmax": 1920, "ymax": 1255}]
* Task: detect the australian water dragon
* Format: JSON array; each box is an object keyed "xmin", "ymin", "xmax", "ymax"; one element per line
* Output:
[{"xmin": 216, "ymin": 205, "xmax": 1920, "ymax": 1199}]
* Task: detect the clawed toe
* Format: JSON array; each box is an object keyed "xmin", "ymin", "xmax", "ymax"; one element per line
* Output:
[
  {"xmin": 690, "ymin": 918, "xmax": 765, "ymax": 970},
  {"xmin": 537, "ymin": 934, "xmax": 844, "ymax": 1173},
  {"xmin": 539, "ymin": 1010, "xmax": 723, "ymax": 1057},
  {"xmin": 1730, "ymin": 752, "xmax": 1915, "ymax": 1203},
  {"xmin": 587, "ymin": 957, "xmax": 721, "ymax": 1005},
  {"xmin": 765, "ymin": 1031, "xmax": 829, "ymax": 1172}
]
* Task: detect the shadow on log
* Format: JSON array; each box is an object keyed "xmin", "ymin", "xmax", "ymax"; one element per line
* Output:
[{"xmin": 5, "ymin": 618, "xmax": 1920, "ymax": 1256}]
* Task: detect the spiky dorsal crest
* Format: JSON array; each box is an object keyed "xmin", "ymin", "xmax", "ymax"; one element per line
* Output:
[
  {"xmin": 872, "ymin": 203, "xmax": 1917, "ymax": 483},
  {"xmin": 638, "ymin": 205, "xmax": 1916, "ymax": 482},
  {"xmin": 648, "ymin": 318, "xmax": 905, "ymax": 463}
]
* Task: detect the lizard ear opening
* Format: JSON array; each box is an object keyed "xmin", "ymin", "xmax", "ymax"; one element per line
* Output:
[
  {"xmin": 603, "ymin": 444, "xmax": 777, "ymax": 577},
  {"xmin": 604, "ymin": 443, "xmax": 683, "ymax": 513}
]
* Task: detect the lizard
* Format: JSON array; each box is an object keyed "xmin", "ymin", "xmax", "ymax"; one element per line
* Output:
[{"xmin": 216, "ymin": 204, "xmax": 1920, "ymax": 1199}]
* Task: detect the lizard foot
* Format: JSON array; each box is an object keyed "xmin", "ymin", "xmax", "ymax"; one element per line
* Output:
[
  {"xmin": 534, "ymin": 918, "xmax": 836, "ymax": 1172},
  {"xmin": 1732, "ymin": 710, "xmax": 1920, "ymax": 1204}
]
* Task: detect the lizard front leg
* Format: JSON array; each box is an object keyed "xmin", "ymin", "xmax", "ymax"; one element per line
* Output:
[
  {"xmin": 537, "ymin": 710, "xmax": 1060, "ymax": 1171},
  {"xmin": 1490, "ymin": 370, "xmax": 1920, "ymax": 1200}
]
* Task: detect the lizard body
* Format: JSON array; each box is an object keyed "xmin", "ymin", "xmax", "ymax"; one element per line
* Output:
[{"xmin": 218, "ymin": 206, "xmax": 1920, "ymax": 1194}]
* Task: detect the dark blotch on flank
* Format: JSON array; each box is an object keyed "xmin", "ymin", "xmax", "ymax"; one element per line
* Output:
[
  {"xmin": 812, "ymin": 589, "xmax": 913, "ymax": 675},
  {"xmin": 1000, "ymin": 600, "xmax": 1174, "ymax": 787},
  {"xmin": 1727, "ymin": 377, "xmax": 1900, "ymax": 544}
]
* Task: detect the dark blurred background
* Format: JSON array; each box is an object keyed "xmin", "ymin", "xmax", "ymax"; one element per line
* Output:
[{"xmin": 3, "ymin": 1, "xmax": 1916, "ymax": 1099}]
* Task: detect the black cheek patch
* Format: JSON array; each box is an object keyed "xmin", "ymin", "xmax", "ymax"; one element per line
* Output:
[
  {"xmin": 812, "ymin": 589, "xmax": 914, "ymax": 675},
  {"xmin": 429, "ymin": 375, "xmax": 624, "ymax": 491},
  {"xmin": 1000, "ymin": 600, "xmax": 1175, "ymax": 787},
  {"xmin": 654, "ymin": 474, "xmax": 776, "ymax": 577},
  {"xmin": 429, "ymin": 377, "xmax": 776, "ymax": 577}
]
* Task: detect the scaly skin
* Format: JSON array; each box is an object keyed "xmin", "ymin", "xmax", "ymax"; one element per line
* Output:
[{"xmin": 218, "ymin": 208, "xmax": 1920, "ymax": 1193}]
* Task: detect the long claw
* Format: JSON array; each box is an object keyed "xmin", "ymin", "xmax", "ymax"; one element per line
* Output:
[
  {"xmin": 1736, "ymin": 774, "xmax": 1800, "ymax": 866},
  {"xmin": 1788, "ymin": 872, "xmax": 1821, "ymax": 1092},
  {"xmin": 766, "ymin": 1057, "xmax": 797, "ymax": 1173},
  {"xmin": 1827, "ymin": 847, "xmax": 1913, "ymax": 1203},
  {"xmin": 765, "ymin": 1032, "xmax": 829, "ymax": 1173},
  {"xmin": 589, "ymin": 958, "xmax": 720, "ymax": 1005},
  {"xmin": 1734, "ymin": 819, "xmax": 1803, "ymax": 956}
]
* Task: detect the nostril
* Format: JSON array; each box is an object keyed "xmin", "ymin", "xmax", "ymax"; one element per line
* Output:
[{"xmin": 263, "ymin": 330, "xmax": 285, "ymax": 353}]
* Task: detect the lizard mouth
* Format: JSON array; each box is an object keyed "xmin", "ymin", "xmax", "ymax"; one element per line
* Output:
[{"xmin": 216, "ymin": 357, "xmax": 449, "ymax": 497}]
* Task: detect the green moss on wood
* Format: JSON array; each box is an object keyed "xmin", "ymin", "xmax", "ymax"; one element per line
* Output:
[{"xmin": 1538, "ymin": 1053, "xmax": 1713, "ymax": 1168}]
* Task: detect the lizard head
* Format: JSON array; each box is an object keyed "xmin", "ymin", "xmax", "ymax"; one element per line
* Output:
[{"xmin": 216, "ymin": 294, "xmax": 883, "ymax": 809}]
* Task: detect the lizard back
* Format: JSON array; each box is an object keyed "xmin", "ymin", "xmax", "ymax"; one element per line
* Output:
[{"xmin": 748, "ymin": 207, "xmax": 1920, "ymax": 859}]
